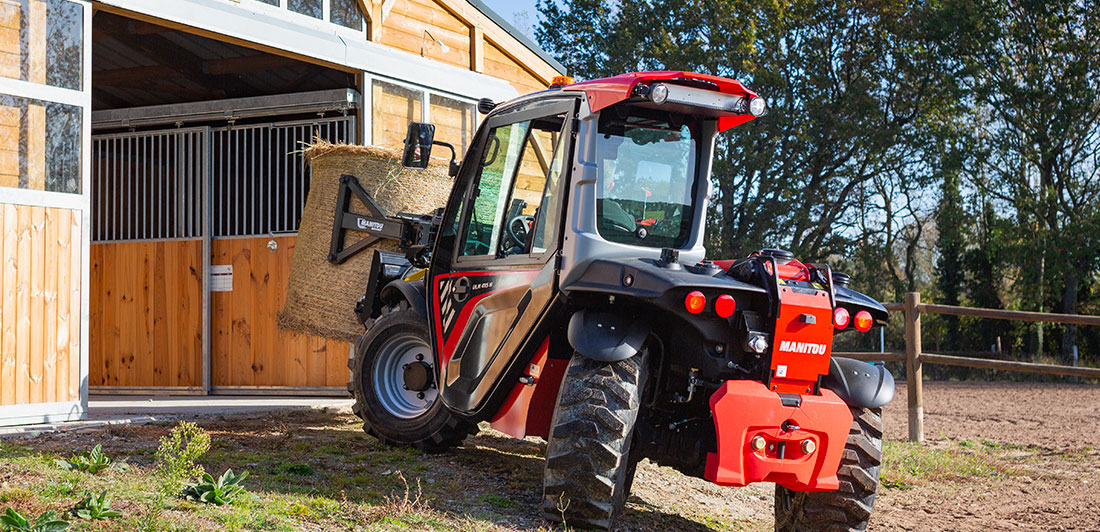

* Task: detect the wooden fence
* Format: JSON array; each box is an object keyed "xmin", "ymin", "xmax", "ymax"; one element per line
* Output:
[{"xmin": 836, "ymin": 292, "xmax": 1100, "ymax": 442}]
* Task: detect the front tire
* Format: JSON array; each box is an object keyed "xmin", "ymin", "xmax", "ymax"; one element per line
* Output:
[
  {"xmin": 348, "ymin": 301, "xmax": 475, "ymax": 451},
  {"xmin": 774, "ymin": 407, "xmax": 883, "ymax": 532},
  {"xmin": 541, "ymin": 351, "xmax": 648, "ymax": 531}
]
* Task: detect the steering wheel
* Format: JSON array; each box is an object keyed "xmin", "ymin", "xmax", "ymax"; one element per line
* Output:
[{"xmin": 508, "ymin": 215, "xmax": 536, "ymax": 249}]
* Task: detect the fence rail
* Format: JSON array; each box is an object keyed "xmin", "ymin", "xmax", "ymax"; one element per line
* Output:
[{"xmin": 853, "ymin": 292, "xmax": 1099, "ymax": 442}]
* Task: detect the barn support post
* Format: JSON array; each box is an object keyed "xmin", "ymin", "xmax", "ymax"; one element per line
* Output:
[
  {"xmin": 201, "ymin": 126, "xmax": 213, "ymax": 394},
  {"xmin": 904, "ymin": 291, "xmax": 923, "ymax": 442}
]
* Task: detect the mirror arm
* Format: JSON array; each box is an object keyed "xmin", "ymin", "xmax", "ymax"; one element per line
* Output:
[{"xmin": 432, "ymin": 140, "xmax": 461, "ymax": 177}]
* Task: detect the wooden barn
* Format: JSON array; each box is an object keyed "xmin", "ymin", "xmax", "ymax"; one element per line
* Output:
[{"xmin": 0, "ymin": 0, "xmax": 565, "ymax": 425}]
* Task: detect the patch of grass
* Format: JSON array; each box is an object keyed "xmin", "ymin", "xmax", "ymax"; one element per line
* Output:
[
  {"xmin": 282, "ymin": 463, "xmax": 314, "ymax": 476},
  {"xmin": 478, "ymin": 494, "xmax": 518, "ymax": 509},
  {"xmin": 882, "ymin": 440, "xmax": 1017, "ymax": 489}
]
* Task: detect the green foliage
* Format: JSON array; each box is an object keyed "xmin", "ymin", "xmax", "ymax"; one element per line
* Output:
[
  {"xmin": 881, "ymin": 440, "xmax": 1014, "ymax": 489},
  {"xmin": 71, "ymin": 490, "xmax": 122, "ymax": 520},
  {"xmin": 154, "ymin": 421, "xmax": 211, "ymax": 495},
  {"xmin": 182, "ymin": 469, "xmax": 249, "ymax": 505},
  {"xmin": 0, "ymin": 509, "xmax": 68, "ymax": 532},
  {"xmin": 54, "ymin": 444, "xmax": 120, "ymax": 474}
]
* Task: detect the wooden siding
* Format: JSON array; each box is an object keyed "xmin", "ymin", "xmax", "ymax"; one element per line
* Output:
[
  {"xmin": 0, "ymin": 203, "xmax": 81, "ymax": 405},
  {"xmin": 89, "ymin": 240, "xmax": 202, "ymax": 387},
  {"xmin": 381, "ymin": 0, "xmax": 470, "ymax": 70},
  {"xmin": 484, "ymin": 39, "xmax": 546, "ymax": 96},
  {"xmin": 211, "ymin": 236, "xmax": 349, "ymax": 387}
]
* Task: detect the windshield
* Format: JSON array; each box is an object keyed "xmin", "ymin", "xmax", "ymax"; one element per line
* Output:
[{"xmin": 595, "ymin": 110, "xmax": 698, "ymax": 249}]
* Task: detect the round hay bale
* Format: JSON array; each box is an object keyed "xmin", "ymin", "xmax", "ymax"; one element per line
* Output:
[{"xmin": 278, "ymin": 141, "xmax": 452, "ymax": 341}]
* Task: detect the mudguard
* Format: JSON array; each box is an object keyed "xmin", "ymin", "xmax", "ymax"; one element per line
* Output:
[
  {"xmin": 821, "ymin": 357, "xmax": 895, "ymax": 409},
  {"xmin": 379, "ymin": 280, "xmax": 428, "ymax": 319},
  {"xmin": 566, "ymin": 309, "xmax": 648, "ymax": 362}
]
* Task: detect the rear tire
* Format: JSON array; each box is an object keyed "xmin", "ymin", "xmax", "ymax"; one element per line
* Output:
[
  {"xmin": 541, "ymin": 351, "xmax": 648, "ymax": 531},
  {"xmin": 348, "ymin": 301, "xmax": 475, "ymax": 451},
  {"xmin": 774, "ymin": 407, "xmax": 883, "ymax": 532}
]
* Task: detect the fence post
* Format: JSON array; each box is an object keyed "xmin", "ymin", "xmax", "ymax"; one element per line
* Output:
[{"xmin": 904, "ymin": 291, "xmax": 923, "ymax": 442}]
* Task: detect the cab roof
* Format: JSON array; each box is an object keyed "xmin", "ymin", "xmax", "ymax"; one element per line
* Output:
[{"xmin": 561, "ymin": 71, "xmax": 761, "ymax": 132}]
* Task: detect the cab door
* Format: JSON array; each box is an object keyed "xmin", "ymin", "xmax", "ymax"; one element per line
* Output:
[{"xmin": 427, "ymin": 97, "xmax": 576, "ymax": 414}]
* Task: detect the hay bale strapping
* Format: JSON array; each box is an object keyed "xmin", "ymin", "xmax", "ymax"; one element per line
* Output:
[{"xmin": 278, "ymin": 142, "xmax": 453, "ymax": 341}]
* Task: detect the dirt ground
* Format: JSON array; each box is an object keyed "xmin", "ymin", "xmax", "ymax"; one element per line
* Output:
[
  {"xmin": 5, "ymin": 381, "xmax": 1099, "ymax": 531},
  {"xmin": 625, "ymin": 381, "xmax": 1100, "ymax": 531},
  {"xmin": 873, "ymin": 381, "xmax": 1100, "ymax": 532}
]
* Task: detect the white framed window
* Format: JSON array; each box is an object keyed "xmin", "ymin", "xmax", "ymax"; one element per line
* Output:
[
  {"xmin": 366, "ymin": 75, "xmax": 479, "ymax": 152},
  {"xmin": 0, "ymin": 0, "xmax": 90, "ymax": 205},
  {"xmin": 243, "ymin": 0, "xmax": 366, "ymax": 39}
]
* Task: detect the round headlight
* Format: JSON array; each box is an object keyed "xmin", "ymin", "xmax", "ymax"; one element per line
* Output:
[
  {"xmin": 748, "ymin": 96, "xmax": 767, "ymax": 117},
  {"xmin": 649, "ymin": 84, "xmax": 670, "ymax": 105}
]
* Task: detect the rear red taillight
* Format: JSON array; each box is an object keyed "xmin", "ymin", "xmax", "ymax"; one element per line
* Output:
[
  {"xmin": 853, "ymin": 310, "xmax": 873, "ymax": 332},
  {"xmin": 685, "ymin": 291, "xmax": 706, "ymax": 314},
  {"xmin": 833, "ymin": 307, "xmax": 850, "ymax": 329},
  {"xmin": 715, "ymin": 294, "xmax": 736, "ymax": 318}
]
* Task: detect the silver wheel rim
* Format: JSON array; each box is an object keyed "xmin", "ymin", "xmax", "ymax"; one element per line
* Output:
[{"xmin": 372, "ymin": 332, "xmax": 437, "ymax": 419}]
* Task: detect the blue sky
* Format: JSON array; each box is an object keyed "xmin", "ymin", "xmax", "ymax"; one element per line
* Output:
[{"xmin": 479, "ymin": 0, "xmax": 541, "ymax": 39}]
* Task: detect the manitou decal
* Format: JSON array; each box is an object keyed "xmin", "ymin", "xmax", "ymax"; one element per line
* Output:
[{"xmin": 778, "ymin": 340, "xmax": 829, "ymax": 355}]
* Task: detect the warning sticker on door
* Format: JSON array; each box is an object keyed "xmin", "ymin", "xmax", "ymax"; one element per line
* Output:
[
  {"xmin": 211, "ymin": 265, "xmax": 233, "ymax": 292},
  {"xmin": 775, "ymin": 365, "xmax": 788, "ymax": 378}
]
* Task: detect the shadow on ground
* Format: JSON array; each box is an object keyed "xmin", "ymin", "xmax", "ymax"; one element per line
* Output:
[{"xmin": 14, "ymin": 407, "xmax": 733, "ymax": 531}]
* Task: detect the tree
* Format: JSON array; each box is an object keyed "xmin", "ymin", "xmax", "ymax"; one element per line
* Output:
[
  {"xmin": 963, "ymin": 0, "xmax": 1100, "ymax": 362},
  {"xmin": 935, "ymin": 153, "xmax": 967, "ymax": 350},
  {"xmin": 538, "ymin": 1, "xmax": 959, "ymax": 273}
]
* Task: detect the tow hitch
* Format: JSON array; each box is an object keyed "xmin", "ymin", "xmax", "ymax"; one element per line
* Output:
[{"xmin": 704, "ymin": 380, "xmax": 853, "ymax": 491}]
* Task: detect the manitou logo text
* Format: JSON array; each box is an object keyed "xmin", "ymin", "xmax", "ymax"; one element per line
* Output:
[{"xmin": 778, "ymin": 340, "xmax": 828, "ymax": 355}]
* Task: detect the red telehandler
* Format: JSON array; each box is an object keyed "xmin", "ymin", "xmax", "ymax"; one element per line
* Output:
[{"xmin": 336, "ymin": 71, "xmax": 894, "ymax": 531}]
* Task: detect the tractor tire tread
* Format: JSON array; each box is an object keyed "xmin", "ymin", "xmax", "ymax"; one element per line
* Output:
[
  {"xmin": 542, "ymin": 353, "xmax": 646, "ymax": 531},
  {"xmin": 775, "ymin": 407, "xmax": 883, "ymax": 532}
]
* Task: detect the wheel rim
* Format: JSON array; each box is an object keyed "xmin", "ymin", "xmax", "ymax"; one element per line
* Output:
[{"xmin": 371, "ymin": 332, "xmax": 437, "ymax": 419}]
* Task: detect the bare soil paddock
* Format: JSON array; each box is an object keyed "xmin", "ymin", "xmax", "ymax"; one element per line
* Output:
[
  {"xmin": 872, "ymin": 381, "xmax": 1100, "ymax": 532},
  {"xmin": 2, "ymin": 381, "xmax": 1097, "ymax": 531}
]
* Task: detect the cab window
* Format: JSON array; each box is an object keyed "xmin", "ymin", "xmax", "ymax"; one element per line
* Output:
[
  {"xmin": 595, "ymin": 109, "xmax": 698, "ymax": 249},
  {"xmin": 498, "ymin": 113, "xmax": 567, "ymax": 257},
  {"xmin": 459, "ymin": 112, "xmax": 568, "ymax": 258},
  {"xmin": 460, "ymin": 121, "xmax": 529, "ymax": 256}
]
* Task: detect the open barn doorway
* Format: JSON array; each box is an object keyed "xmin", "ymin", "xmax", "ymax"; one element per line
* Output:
[{"xmin": 89, "ymin": 11, "xmax": 358, "ymax": 394}]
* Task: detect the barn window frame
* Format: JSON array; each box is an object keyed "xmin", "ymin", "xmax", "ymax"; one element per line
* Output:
[
  {"xmin": 361, "ymin": 73, "xmax": 479, "ymax": 151},
  {"xmin": 0, "ymin": 0, "xmax": 91, "ymax": 210},
  {"xmin": 243, "ymin": 0, "xmax": 368, "ymax": 41}
]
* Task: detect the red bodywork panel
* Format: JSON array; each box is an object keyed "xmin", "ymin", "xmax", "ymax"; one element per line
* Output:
[
  {"xmin": 561, "ymin": 71, "xmax": 760, "ymax": 132},
  {"xmin": 770, "ymin": 284, "xmax": 834, "ymax": 394},
  {"xmin": 713, "ymin": 256, "xmax": 835, "ymax": 394},
  {"xmin": 489, "ymin": 338, "xmax": 568, "ymax": 439},
  {"xmin": 705, "ymin": 380, "xmax": 853, "ymax": 491}
]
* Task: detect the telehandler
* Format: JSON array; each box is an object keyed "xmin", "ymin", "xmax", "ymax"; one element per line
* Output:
[{"xmin": 339, "ymin": 71, "xmax": 894, "ymax": 531}]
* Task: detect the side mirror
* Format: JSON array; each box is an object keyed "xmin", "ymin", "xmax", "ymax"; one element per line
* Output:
[{"xmin": 401, "ymin": 122, "xmax": 435, "ymax": 168}]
